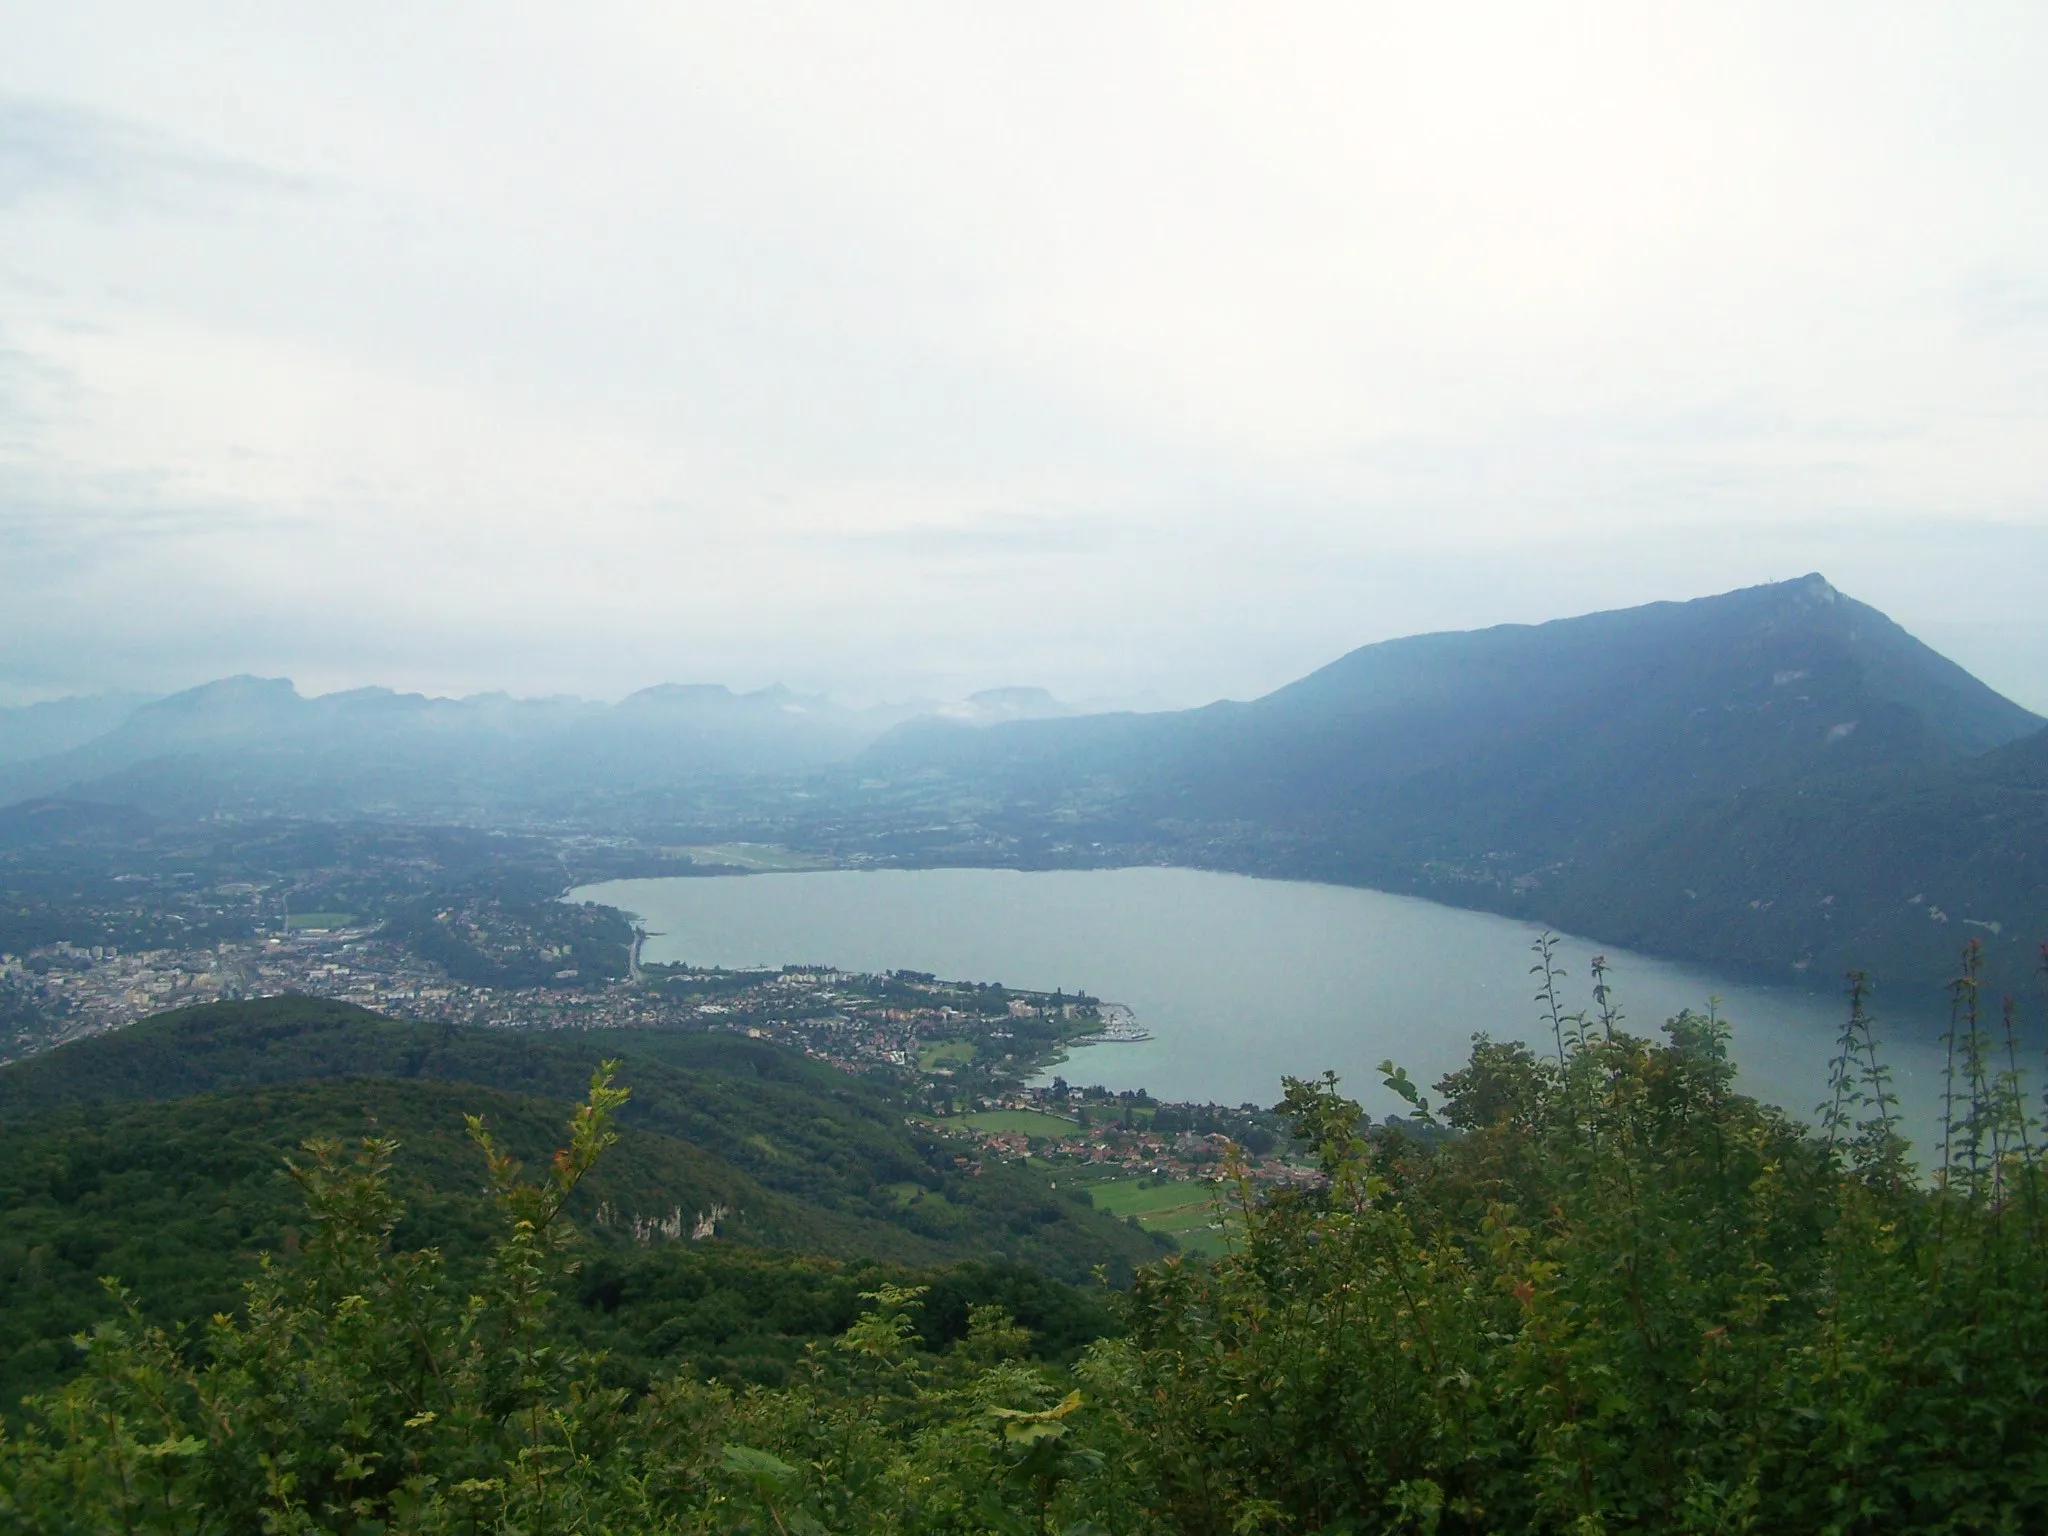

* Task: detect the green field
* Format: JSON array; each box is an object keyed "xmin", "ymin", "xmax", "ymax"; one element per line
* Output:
[
  {"xmin": 285, "ymin": 912, "xmax": 356, "ymax": 930},
  {"xmin": 1084, "ymin": 1176, "xmax": 1214, "ymax": 1218},
  {"xmin": 1162, "ymin": 1228, "xmax": 1229, "ymax": 1258},
  {"xmin": 918, "ymin": 1039, "xmax": 976, "ymax": 1070},
  {"xmin": 956, "ymin": 1108, "xmax": 1082, "ymax": 1137},
  {"xmin": 1084, "ymin": 1175, "xmax": 1232, "ymax": 1257}
]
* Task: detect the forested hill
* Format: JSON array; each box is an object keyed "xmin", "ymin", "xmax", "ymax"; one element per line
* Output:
[
  {"xmin": 14, "ymin": 984, "xmax": 2048, "ymax": 1529},
  {"xmin": 1540, "ymin": 719, "xmax": 2048, "ymax": 993},
  {"xmin": 0, "ymin": 997, "xmax": 1161, "ymax": 1408},
  {"xmin": 860, "ymin": 575, "xmax": 2046, "ymax": 994}
]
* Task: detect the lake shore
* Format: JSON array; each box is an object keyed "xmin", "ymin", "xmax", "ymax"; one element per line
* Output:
[{"xmin": 570, "ymin": 865, "xmax": 1956, "ymax": 1149}]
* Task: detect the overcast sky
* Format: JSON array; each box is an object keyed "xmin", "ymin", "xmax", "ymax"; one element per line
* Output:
[{"xmin": 3, "ymin": 3, "xmax": 2046, "ymax": 711}]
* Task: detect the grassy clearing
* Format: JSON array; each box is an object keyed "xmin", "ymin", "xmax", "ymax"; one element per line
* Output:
[
  {"xmin": 1083, "ymin": 1175, "xmax": 1232, "ymax": 1256},
  {"xmin": 918, "ymin": 1039, "xmax": 976, "ymax": 1070},
  {"xmin": 1162, "ymin": 1222, "xmax": 1231, "ymax": 1259},
  {"xmin": 1085, "ymin": 1177, "xmax": 1218, "ymax": 1218},
  {"xmin": 285, "ymin": 913, "xmax": 356, "ymax": 930},
  {"xmin": 955, "ymin": 1109, "xmax": 1082, "ymax": 1137}
]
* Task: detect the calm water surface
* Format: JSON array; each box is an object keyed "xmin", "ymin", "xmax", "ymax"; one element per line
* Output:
[{"xmin": 570, "ymin": 867, "xmax": 1949, "ymax": 1146}]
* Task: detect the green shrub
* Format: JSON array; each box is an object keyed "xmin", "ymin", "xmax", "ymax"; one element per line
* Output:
[{"xmin": 6, "ymin": 940, "xmax": 2048, "ymax": 1533}]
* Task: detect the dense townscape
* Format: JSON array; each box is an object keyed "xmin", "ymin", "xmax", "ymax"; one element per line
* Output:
[
  {"xmin": 1, "ymin": 921, "xmax": 1109, "ymax": 1084},
  {"xmin": 1, "ymin": 916, "xmax": 1308, "ymax": 1191}
]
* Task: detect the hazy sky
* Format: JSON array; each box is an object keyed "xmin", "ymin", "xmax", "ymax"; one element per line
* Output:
[{"xmin": 4, "ymin": 4, "xmax": 2047, "ymax": 710}]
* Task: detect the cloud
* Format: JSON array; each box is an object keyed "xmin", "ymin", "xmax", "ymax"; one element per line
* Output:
[
  {"xmin": 0, "ymin": 4, "xmax": 2043, "ymax": 710},
  {"xmin": 823, "ymin": 512, "xmax": 1121, "ymax": 559},
  {"xmin": 1958, "ymin": 273, "xmax": 2048, "ymax": 339},
  {"xmin": 0, "ymin": 93, "xmax": 307, "ymax": 213}
]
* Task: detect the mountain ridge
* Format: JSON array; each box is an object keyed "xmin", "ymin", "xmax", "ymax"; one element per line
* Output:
[
  {"xmin": 0, "ymin": 676, "xmax": 1125, "ymax": 813},
  {"xmin": 850, "ymin": 576, "xmax": 2044, "ymax": 995}
]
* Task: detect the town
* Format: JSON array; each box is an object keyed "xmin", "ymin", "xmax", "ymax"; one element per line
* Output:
[
  {"xmin": 1, "ymin": 904, "xmax": 1317, "ymax": 1254},
  {"xmin": 0, "ymin": 925, "xmax": 1098, "ymax": 1066}
]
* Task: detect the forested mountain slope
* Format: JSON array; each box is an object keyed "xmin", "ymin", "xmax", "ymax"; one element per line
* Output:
[
  {"xmin": 0, "ymin": 999, "xmax": 1161, "ymax": 1281},
  {"xmin": 0, "ymin": 998, "xmax": 1161, "ymax": 1407},
  {"xmin": 1545, "ymin": 720, "xmax": 2048, "ymax": 992},
  {"xmin": 868, "ymin": 574, "xmax": 2034, "ymax": 851},
  {"xmin": 0, "ymin": 1076, "xmax": 819, "ymax": 1403},
  {"xmin": 861, "ymin": 575, "xmax": 2045, "ymax": 992}
]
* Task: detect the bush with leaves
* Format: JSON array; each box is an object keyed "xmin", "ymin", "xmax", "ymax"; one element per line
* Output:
[
  {"xmin": 0, "ymin": 1063, "xmax": 1105, "ymax": 1535},
  {"xmin": 1078, "ymin": 938, "xmax": 2048, "ymax": 1534},
  {"xmin": 7, "ymin": 939, "xmax": 2048, "ymax": 1534}
]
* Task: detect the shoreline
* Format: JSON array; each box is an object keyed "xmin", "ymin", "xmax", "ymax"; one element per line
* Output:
[{"xmin": 566, "ymin": 858, "xmax": 1864, "ymax": 1010}]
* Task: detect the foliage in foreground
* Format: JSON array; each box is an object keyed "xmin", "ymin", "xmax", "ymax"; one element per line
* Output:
[
  {"xmin": 0, "ymin": 998, "xmax": 1169, "ymax": 1292},
  {"xmin": 6, "ymin": 941, "xmax": 2048, "ymax": 1533}
]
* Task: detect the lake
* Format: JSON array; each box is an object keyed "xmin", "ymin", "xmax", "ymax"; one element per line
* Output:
[{"xmin": 569, "ymin": 866, "xmax": 1951, "ymax": 1147}]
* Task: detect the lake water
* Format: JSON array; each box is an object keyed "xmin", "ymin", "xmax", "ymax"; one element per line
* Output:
[{"xmin": 570, "ymin": 867, "xmax": 1951, "ymax": 1148}]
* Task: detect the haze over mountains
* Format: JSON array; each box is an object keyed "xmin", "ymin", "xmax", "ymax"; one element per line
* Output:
[
  {"xmin": 0, "ymin": 681, "xmax": 1097, "ymax": 817},
  {"xmin": 0, "ymin": 692, "xmax": 161, "ymax": 767},
  {"xmin": 4, "ymin": 574, "xmax": 2042, "ymax": 994}
]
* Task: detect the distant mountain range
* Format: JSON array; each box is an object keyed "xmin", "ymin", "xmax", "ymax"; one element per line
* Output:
[
  {"xmin": 0, "ymin": 691, "xmax": 160, "ymax": 766},
  {"xmin": 0, "ymin": 680, "xmax": 885, "ymax": 811},
  {"xmin": 0, "ymin": 680, "xmax": 1117, "ymax": 818}
]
